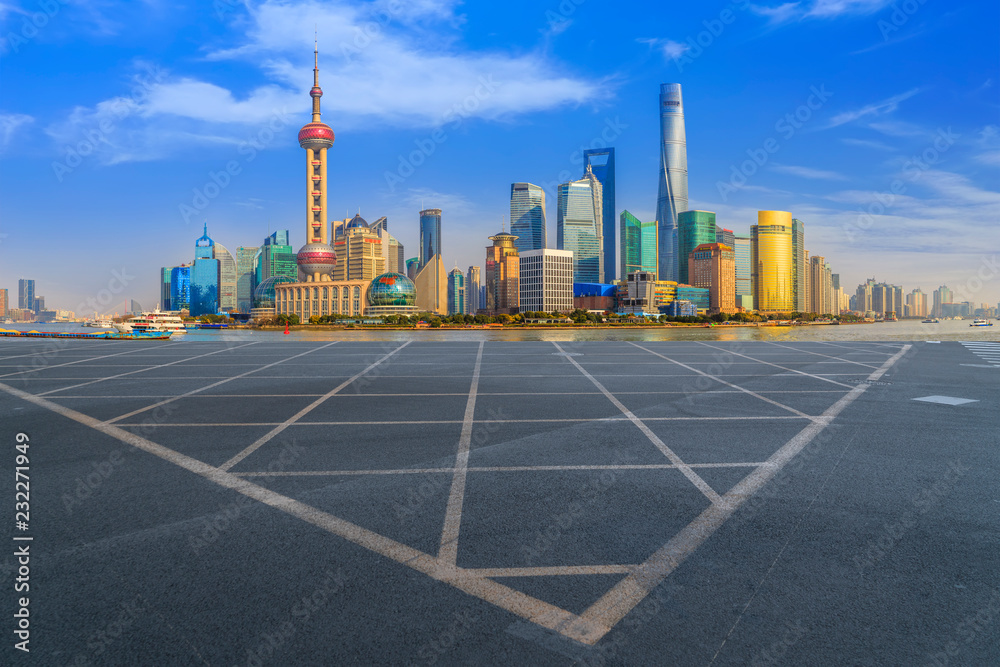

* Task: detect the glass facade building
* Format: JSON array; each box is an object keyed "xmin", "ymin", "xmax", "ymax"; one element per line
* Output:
[
  {"xmin": 190, "ymin": 225, "xmax": 219, "ymax": 316},
  {"xmin": 160, "ymin": 268, "xmax": 172, "ymax": 310},
  {"xmin": 620, "ymin": 210, "xmax": 658, "ymax": 278},
  {"xmin": 751, "ymin": 211, "xmax": 794, "ymax": 312},
  {"xmin": 716, "ymin": 227, "xmax": 735, "ymax": 249},
  {"xmin": 406, "ymin": 257, "xmax": 419, "ymax": 281},
  {"xmin": 791, "ymin": 218, "xmax": 806, "ymax": 312},
  {"xmin": 170, "ymin": 266, "xmax": 191, "ymax": 311},
  {"xmin": 557, "ymin": 166, "xmax": 603, "ymax": 284},
  {"xmin": 447, "ymin": 268, "xmax": 465, "ymax": 315},
  {"xmin": 419, "ymin": 208, "xmax": 441, "ymax": 270},
  {"xmin": 466, "ymin": 265, "xmax": 481, "ymax": 314},
  {"xmin": 583, "ymin": 148, "xmax": 616, "ymax": 283},
  {"xmin": 18, "ymin": 279, "xmax": 35, "ymax": 310},
  {"xmin": 676, "ymin": 285, "xmax": 710, "ymax": 311},
  {"xmin": 733, "ymin": 236, "xmax": 751, "ymax": 299},
  {"xmin": 254, "ymin": 231, "xmax": 297, "ymax": 287},
  {"xmin": 236, "ymin": 246, "xmax": 258, "ymax": 314},
  {"xmin": 656, "ymin": 83, "xmax": 689, "ymax": 282},
  {"xmin": 677, "ymin": 210, "xmax": 717, "ymax": 285},
  {"xmin": 509, "ymin": 183, "xmax": 546, "ymax": 254},
  {"xmin": 214, "ymin": 242, "xmax": 237, "ymax": 312}
]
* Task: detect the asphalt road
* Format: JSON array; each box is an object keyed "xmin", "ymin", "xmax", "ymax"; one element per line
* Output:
[{"xmin": 0, "ymin": 339, "xmax": 997, "ymax": 666}]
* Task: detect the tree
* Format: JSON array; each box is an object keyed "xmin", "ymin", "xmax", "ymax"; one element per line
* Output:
[{"xmin": 429, "ymin": 317, "xmax": 442, "ymax": 328}]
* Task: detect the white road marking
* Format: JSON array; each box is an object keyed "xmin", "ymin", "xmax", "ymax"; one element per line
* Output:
[
  {"xmin": 693, "ymin": 342, "xmax": 855, "ymax": 389},
  {"xmin": 232, "ymin": 462, "xmax": 769, "ymax": 477},
  {"xmin": 217, "ymin": 342, "xmax": 411, "ymax": 471},
  {"xmin": 112, "ymin": 416, "xmax": 811, "ymax": 427},
  {"xmin": 0, "ymin": 342, "xmax": 184, "ymax": 380},
  {"xmin": 763, "ymin": 341, "xmax": 880, "ymax": 369},
  {"xmin": 912, "ymin": 395, "xmax": 979, "ymax": 406}
]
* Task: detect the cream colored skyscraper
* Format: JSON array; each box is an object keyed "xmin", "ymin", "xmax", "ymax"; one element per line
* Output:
[{"xmin": 751, "ymin": 211, "xmax": 794, "ymax": 313}]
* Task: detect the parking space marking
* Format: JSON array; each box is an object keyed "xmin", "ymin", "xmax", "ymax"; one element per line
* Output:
[
  {"xmin": 0, "ymin": 342, "xmax": 184, "ymax": 380},
  {"xmin": 763, "ymin": 342, "xmax": 880, "ymax": 369},
  {"xmin": 694, "ymin": 342, "xmax": 855, "ymax": 388},
  {"xmin": 231, "ymin": 462, "xmax": 769, "ymax": 477},
  {"xmin": 218, "ymin": 342, "xmax": 412, "ymax": 471}
]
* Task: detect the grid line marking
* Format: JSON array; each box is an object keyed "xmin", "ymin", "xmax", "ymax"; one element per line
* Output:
[
  {"xmin": 693, "ymin": 342, "xmax": 855, "ymax": 388},
  {"xmin": 0, "ymin": 341, "xmax": 185, "ymax": 380},
  {"xmin": 762, "ymin": 341, "xmax": 880, "ymax": 369}
]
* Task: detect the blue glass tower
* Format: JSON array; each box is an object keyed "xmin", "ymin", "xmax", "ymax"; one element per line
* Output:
[
  {"xmin": 656, "ymin": 83, "xmax": 689, "ymax": 282},
  {"xmin": 509, "ymin": 183, "xmax": 546, "ymax": 253},
  {"xmin": 419, "ymin": 208, "xmax": 441, "ymax": 270},
  {"xmin": 190, "ymin": 224, "xmax": 219, "ymax": 316},
  {"xmin": 170, "ymin": 266, "xmax": 191, "ymax": 311},
  {"xmin": 583, "ymin": 148, "xmax": 615, "ymax": 283},
  {"xmin": 557, "ymin": 165, "xmax": 603, "ymax": 283}
]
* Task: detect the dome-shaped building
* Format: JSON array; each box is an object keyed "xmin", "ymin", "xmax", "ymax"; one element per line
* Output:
[
  {"xmin": 253, "ymin": 276, "xmax": 297, "ymax": 311},
  {"xmin": 296, "ymin": 242, "xmax": 337, "ymax": 282},
  {"xmin": 365, "ymin": 272, "xmax": 419, "ymax": 317}
]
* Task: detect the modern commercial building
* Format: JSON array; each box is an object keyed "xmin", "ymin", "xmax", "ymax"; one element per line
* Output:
[
  {"xmin": 365, "ymin": 272, "xmax": 418, "ymax": 318},
  {"xmin": 170, "ymin": 265, "xmax": 191, "ymax": 311},
  {"xmin": 276, "ymin": 279, "xmax": 370, "ymax": 320},
  {"xmin": 190, "ymin": 224, "xmax": 220, "ymax": 316},
  {"xmin": 448, "ymin": 267, "xmax": 465, "ymax": 315},
  {"xmin": 236, "ymin": 246, "xmax": 258, "ymax": 313},
  {"xmin": 808, "ymin": 256, "xmax": 834, "ymax": 315},
  {"xmin": 751, "ymin": 211, "xmax": 794, "ymax": 313},
  {"xmin": 0, "ymin": 288, "xmax": 7, "ymax": 317},
  {"xmin": 466, "ymin": 266, "xmax": 481, "ymax": 314},
  {"xmin": 655, "ymin": 83, "xmax": 689, "ymax": 282},
  {"xmin": 332, "ymin": 214, "xmax": 385, "ymax": 282},
  {"xmin": 509, "ymin": 183, "xmax": 546, "ymax": 254},
  {"xmin": 32, "ymin": 297, "xmax": 45, "ymax": 313},
  {"xmin": 406, "ymin": 257, "xmax": 419, "ymax": 281},
  {"xmin": 906, "ymin": 289, "xmax": 928, "ymax": 318},
  {"xmin": 677, "ymin": 210, "xmax": 717, "ymax": 285},
  {"xmin": 214, "ymin": 242, "xmax": 237, "ymax": 312},
  {"xmin": 18, "ymin": 279, "xmax": 35, "ymax": 311},
  {"xmin": 620, "ymin": 210, "xmax": 658, "ymax": 278},
  {"xmin": 676, "ymin": 285, "xmax": 710, "ymax": 312},
  {"xmin": 370, "ymin": 216, "xmax": 405, "ymax": 274},
  {"xmin": 255, "ymin": 231, "xmax": 297, "ymax": 286},
  {"xmin": 932, "ymin": 285, "xmax": 953, "ymax": 317},
  {"xmin": 791, "ymin": 218, "xmax": 806, "ymax": 312},
  {"xmin": 419, "ymin": 208, "xmax": 442, "ymax": 271},
  {"xmin": 583, "ymin": 148, "xmax": 616, "ymax": 283},
  {"xmin": 619, "ymin": 272, "xmax": 659, "ymax": 315},
  {"xmin": 557, "ymin": 165, "xmax": 603, "ymax": 283},
  {"xmin": 689, "ymin": 242, "xmax": 736, "ymax": 313},
  {"xmin": 414, "ymin": 255, "xmax": 447, "ymax": 315},
  {"xmin": 160, "ymin": 267, "xmax": 172, "ymax": 310},
  {"xmin": 573, "ymin": 283, "xmax": 618, "ymax": 312},
  {"xmin": 519, "ymin": 249, "xmax": 574, "ymax": 313},
  {"xmin": 716, "ymin": 227, "xmax": 735, "ymax": 249},
  {"xmin": 485, "ymin": 230, "xmax": 520, "ymax": 315},
  {"xmin": 733, "ymin": 235, "xmax": 752, "ymax": 304}
]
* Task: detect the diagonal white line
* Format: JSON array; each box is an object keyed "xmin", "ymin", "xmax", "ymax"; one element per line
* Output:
[
  {"xmin": 217, "ymin": 342, "xmax": 411, "ymax": 471},
  {"xmin": 629, "ymin": 343, "xmax": 817, "ymax": 421},
  {"xmin": 693, "ymin": 342, "xmax": 855, "ymax": 388},
  {"xmin": 0, "ymin": 341, "xmax": 185, "ymax": 379},
  {"xmin": 36, "ymin": 342, "xmax": 260, "ymax": 397},
  {"xmin": 551, "ymin": 342, "xmax": 722, "ymax": 506},
  {"xmin": 561, "ymin": 344, "xmax": 913, "ymax": 646},
  {"xmin": 762, "ymin": 341, "xmax": 879, "ymax": 369},
  {"xmin": 103, "ymin": 342, "xmax": 339, "ymax": 424},
  {"xmin": 231, "ymin": 462, "xmax": 769, "ymax": 477},
  {"xmin": 438, "ymin": 341, "xmax": 485, "ymax": 566}
]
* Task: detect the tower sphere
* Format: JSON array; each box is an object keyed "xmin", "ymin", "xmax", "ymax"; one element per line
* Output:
[
  {"xmin": 296, "ymin": 242, "xmax": 337, "ymax": 280},
  {"xmin": 298, "ymin": 122, "xmax": 334, "ymax": 150}
]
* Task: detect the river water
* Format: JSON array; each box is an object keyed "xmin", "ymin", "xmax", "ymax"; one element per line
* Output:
[{"xmin": 5, "ymin": 319, "xmax": 997, "ymax": 343}]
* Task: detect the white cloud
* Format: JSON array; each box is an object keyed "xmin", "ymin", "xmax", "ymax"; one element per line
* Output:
[
  {"xmin": 771, "ymin": 163, "xmax": 848, "ymax": 180},
  {"xmin": 637, "ymin": 37, "xmax": 690, "ymax": 61},
  {"xmin": 825, "ymin": 88, "xmax": 921, "ymax": 128},
  {"xmin": 750, "ymin": 0, "xmax": 893, "ymax": 24},
  {"xmin": 840, "ymin": 137, "xmax": 894, "ymax": 151},
  {"xmin": 0, "ymin": 112, "xmax": 33, "ymax": 150},
  {"xmin": 749, "ymin": 3, "xmax": 802, "ymax": 24}
]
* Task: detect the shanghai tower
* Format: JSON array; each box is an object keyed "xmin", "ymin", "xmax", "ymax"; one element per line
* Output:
[{"xmin": 656, "ymin": 83, "xmax": 688, "ymax": 282}]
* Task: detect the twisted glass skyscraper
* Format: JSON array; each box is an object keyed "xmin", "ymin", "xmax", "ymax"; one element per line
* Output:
[{"xmin": 656, "ymin": 83, "xmax": 689, "ymax": 282}]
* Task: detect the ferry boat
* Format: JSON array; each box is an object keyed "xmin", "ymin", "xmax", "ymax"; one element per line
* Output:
[
  {"xmin": 921, "ymin": 318, "xmax": 940, "ymax": 323},
  {"xmin": 970, "ymin": 319, "xmax": 993, "ymax": 327},
  {"xmin": 122, "ymin": 309, "xmax": 187, "ymax": 334},
  {"xmin": 83, "ymin": 317, "xmax": 114, "ymax": 329}
]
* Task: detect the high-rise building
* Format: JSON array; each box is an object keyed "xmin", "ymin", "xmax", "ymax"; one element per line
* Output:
[
  {"xmin": 191, "ymin": 224, "xmax": 220, "ymax": 316},
  {"xmin": 419, "ymin": 208, "xmax": 442, "ymax": 270},
  {"xmin": 933, "ymin": 285, "xmax": 953, "ymax": 317},
  {"xmin": 519, "ymin": 249, "xmax": 574, "ymax": 313},
  {"xmin": 677, "ymin": 210, "xmax": 717, "ymax": 285},
  {"xmin": 405, "ymin": 257, "xmax": 419, "ymax": 281},
  {"xmin": 371, "ymin": 217, "xmax": 405, "ymax": 274},
  {"xmin": 906, "ymin": 288, "xmax": 928, "ymax": 318},
  {"xmin": 583, "ymin": 148, "xmax": 616, "ymax": 283},
  {"xmin": 160, "ymin": 267, "xmax": 172, "ymax": 310},
  {"xmin": 448, "ymin": 267, "xmax": 465, "ymax": 315},
  {"xmin": 791, "ymin": 218, "xmax": 806, "ymax": 312},
  {"xmin": 466, "ymin": 266, "xmax": 481, "ymax": 314},
  {"xmin": 485, "ymin": 230, "xmax": 520, "ymax": 315},
  {"xmin": 236, "ymin": 246, "xmax": 258, "ymax": 314},
  {"xmin": 655, "ymin": 83, "xmax": 688, "ymax": 282},
  {"xmin": 170, "ymin": 265, "xmax": 191, "ymax": 311},
  {"xmin": 751, "ymin": 211, "xmax": 794, "ymax": 313},
  {"xmin": 214, "ymin": 242, "xmax": 237, "ymax": 312},
  {"xmin": 293, "ymin": 41, "xmax": 337, "ymax": 284},
  {"xmin": 809, "ymin": 256, "xmax": 829, "ymax": 314},
  {"xmin": 0, "ymin": 288, "xmax": 7, "ymax": 317},
  {"xmin": 256, "ymin": 231, "xmax": 297, "ymax": 287},
  {"xmin": 18, "ymin": 279, "xmax": 35, "ymax": 311},
  {"xmin": 557, "ymin": 165, "xmax": 603, "ymax": 283},
  {"xmin": 414, "ymin": 255, "xmax": 447, "ymax": 315},
  {"xmin": 33, "ymin": 297, "xmax": 45, "ymax": 313},
  {"xmin": 510, "ymin": 183, "xmax": 546, "ymax": 254},
  {"xmin": 620, "ymin": 210, "xmax": 658, "ymax": 278},
  {"xmin": 716, "ymin": 227, "xmax": 735, "ymax": 249},
  {"xmin": 733, "ymin": 236, "xmax": 751, "ymax": 300},
  {"xmin": 333, "ymin": 214, "xmax": 385, "ymax": 282},
  {"xmin": 689, "ymin": 243, "xmax": 736, "ymax": 313}
]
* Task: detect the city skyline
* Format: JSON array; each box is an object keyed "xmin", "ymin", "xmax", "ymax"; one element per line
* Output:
[{"xmin": 1, "ymin": 1, "xmax": 998, "ymax": 310}]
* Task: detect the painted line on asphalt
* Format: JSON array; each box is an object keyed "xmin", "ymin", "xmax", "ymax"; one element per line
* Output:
[
  {"xmin": 231, "ymin": 462, "xmax": 770, "ymax": 477},
  {"xmin": 693, "ymin": 342, "xmax": 856, "ymax": 389},
  {"xmin": 763, "ymin": 341, "xmax": 880, "ymax": 369},
  {"xmin": 0, "ymin": 341, "xmax": 185, "ymax": 380}
]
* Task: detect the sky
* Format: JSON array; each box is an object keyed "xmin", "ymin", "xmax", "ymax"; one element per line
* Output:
[{"xmin": 1, "ymin": 0, "xmax": 998, "ymax": 314}]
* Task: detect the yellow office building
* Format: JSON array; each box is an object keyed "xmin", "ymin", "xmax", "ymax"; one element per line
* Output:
[{"xmin": 751, "ymin": 211, "xmax": 794, "ymax": 313}]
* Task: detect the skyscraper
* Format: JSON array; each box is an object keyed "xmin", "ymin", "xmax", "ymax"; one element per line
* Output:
[
  {"xmin": 256, "ymin": 231, "xmax": 297, "ymax": 286},
  {"xmin": 190, "ymin": 224, "xmax": 220, "ymax": 316},
  {"xmin": 655, "ymin": 83, "xmax": 688, "ymax": 282},
  {"xmin": 716, "ymin": 227, "xmax": 735, "ymax": 249},
  {"xmin": 583, "ymin": 148, "xmax": 616, "ymax": 283},
  {"xmin": 689, "ymin": 243, "xmax": 736, "ymax": 313},
  {"xmin": 18, "ymin": 279, "xmax": 35, "ymax": 311},
  {"xmin": 509, "ymin": 183, "xmax": 546, "ymax": 253},
  {"xmin": 419, "ymin": 208, "xmax": 442, "ymax": 270},
  {"xmin": 447, "ymin": 267, "xmax": 465, "ymax": 315},
  {"xmin": 236, "ymin": 246, "xmax": 258, "ymax": 313},
  {"xmin": 414, "ymin": 255, "xmax": 447, "ymax": 315},
  {"xmin": 557, "ymin": 165, "xmax": 603, "ymax": 284},
  {"xmin": 214, "ymin": 242, "xmax": 237, "ymax": 312},
  {"xmin": 791, "ymin": 218, "xmax": 806, "ymax": 312},
  {"xmin": 751, "ymin": 211, "xmax": 794, "ymax": 313},
  {"xmin": 906, "ymin": 289, "xmax": 928, "ymax": 318},
  {"xmin": 620, "ymin": 210, "xmax": 658, "ymax": 278},
  {"xmin": 519, "ymin": 249, "xmax": 574, "ymax": 313},
  {"xmin": 485, "ymin": 230, "xmax": 520, "ymax": 315},
  {"xmin": 371, "ymin": 216, "xmax": 404, "ymax": 274},
  {"xmin": 809, "ymin": 256, "xmax": 829, "ymax": 314},
  {"xmin": 406, "ymin": 257, "xmax": 419, "ymax": 281},
  {"xmin": 0, "ymin": 289, "xmax": 7, "ymax": 318},
  {"xmin": 333, "ymin": 214, "xmax": 385, "ymax": 282},
  {"xmin": 677, "ymin": 210, "xmax": 717, "ymax": 285},
  {"xmin": 466, "ymin": 265, "xmax": 481, "ymax": 314},
  {"xmin": 933, "ymin": 285, "xmax": 953, "ymax": 317},
  {"xmin": 733, "ymin": 236, "xmax": 752, "ymax": 304},
  {"xmin": 160, "ymin": 268, "xmax": 172, "ymax": 310},
  {"xmin": 170, "ymin": 265, "xmax": 191, "ymax": 311}
]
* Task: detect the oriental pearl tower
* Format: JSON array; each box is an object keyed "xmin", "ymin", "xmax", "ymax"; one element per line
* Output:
[{"xmin": 295, "ymin": 40, "xmax": 337, "ymax": 282}]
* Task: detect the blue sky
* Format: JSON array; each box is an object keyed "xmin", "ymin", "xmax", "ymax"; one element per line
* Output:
[{"xmin": 1, "ymin": 0, "xmax": 998, "ymax": 313}]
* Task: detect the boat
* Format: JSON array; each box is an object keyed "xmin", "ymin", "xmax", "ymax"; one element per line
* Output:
[
  {"xmin": 921, "ymin": 318, "xmax": 939, "ymax": 323},
  {"xmin": 83, "ymin": 317, "xmax": 114, "ymax": 329},
  {"xmin": 1, "ymin": 327, "xmax": 170, "ymax": 340},
  {"xmin": 970, "ymin": 319, "xmax": 993, "ymax": 327},
  {"xmin": 199, "ymin": 323, "xmax": 229, "ymax": 329},
  {"xmin": 126, "ymin": 309, "xmax": 187, "ymax": 334}
]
